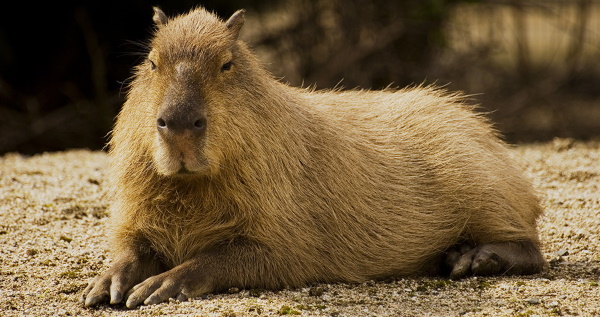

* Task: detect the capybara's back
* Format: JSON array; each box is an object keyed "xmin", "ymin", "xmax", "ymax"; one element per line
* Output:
[{"xmin": 82, "ymin": 7, "xmax": 545, "ymax": 308}]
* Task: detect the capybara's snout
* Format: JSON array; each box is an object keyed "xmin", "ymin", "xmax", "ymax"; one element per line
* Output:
[
  {"xmin": 156, "ymin": 91, "xmax": 207, "ymax": 141},
  {"xmin": 150, "ymin": 73, "xmax": 211, "ymax": 175},
  {"xmin": 153, "ymin": 99, "xmax": 209, "ymax": 176},
  {"xmin": 157, "ymin": 106, "xmax": 206, "ymax": 139}
]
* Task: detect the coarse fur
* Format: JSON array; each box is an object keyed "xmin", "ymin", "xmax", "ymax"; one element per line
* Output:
[{"xmin": 82, "ymin": 6, "xmax": 545, "ymax": 308}]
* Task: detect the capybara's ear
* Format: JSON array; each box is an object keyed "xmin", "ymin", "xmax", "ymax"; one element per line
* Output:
[
  {"xmin": 153, "ymin": 7, "xmax": 168, "ymax": 26},
  {"xmin": 225, "ymin": 9, "xmax": 245, "ymax": 39}
]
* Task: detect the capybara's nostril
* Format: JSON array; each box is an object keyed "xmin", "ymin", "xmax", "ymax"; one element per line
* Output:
[
  {"xmin": 156, "ymin": 115, "xmax": 205, "ymax": 137},
  {"xmin": 193, "ymin": 118, "xmax": 207, "ymax": 130}
]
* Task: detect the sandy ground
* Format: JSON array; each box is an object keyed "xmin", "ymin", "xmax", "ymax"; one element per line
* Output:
[{"xmin": 1, "ymin": 138, "xmax": 599, "ymax": 316}]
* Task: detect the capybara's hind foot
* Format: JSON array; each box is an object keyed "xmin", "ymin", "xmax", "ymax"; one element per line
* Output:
[{"xmin": 445, "ymin": 240, "xmax": 545, "ymax": 279}]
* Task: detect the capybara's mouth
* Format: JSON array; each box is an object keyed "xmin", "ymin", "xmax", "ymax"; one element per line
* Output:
[
  {"xmin": 175, "ymin": 165, "xmax": 194, "ymax": 175},
  {"xmin": 153, "ymin": 143, "xmax": 209, "ymax": 176},
  {"xmin": 164, "ymin": 155, "xmax": 207, "ymax": 176}
]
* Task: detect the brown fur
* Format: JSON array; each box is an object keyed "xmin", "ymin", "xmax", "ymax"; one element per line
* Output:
[{"xmin": 82, "ymin": 7, "xmax": 545, "ymax": 308}]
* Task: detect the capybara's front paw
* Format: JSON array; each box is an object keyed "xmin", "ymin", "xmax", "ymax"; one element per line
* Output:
[
  {"xmin": 81, "ymin": 268, "xmax": 132, "ymax": 307},
  {"xmin": 81, "ymin": 256, "xmax": 160, "ymax": 307},
  {"xmin": 124, "ymin": 269, "xmax": 197, "ymax": 308}
]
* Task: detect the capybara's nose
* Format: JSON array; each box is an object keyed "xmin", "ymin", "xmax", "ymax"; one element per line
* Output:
[{"xmin": 157, "ymin": 112, "xmax": 207, "ymax": 138}]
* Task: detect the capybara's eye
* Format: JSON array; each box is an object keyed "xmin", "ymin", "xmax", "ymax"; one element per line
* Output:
[
  {"xmin": 149, "ymin": 60, "xmax": 157, "ymax": 70},
  {"xmin": 221, "ymin": 61, "xmax": 233, "ymax": 72}
]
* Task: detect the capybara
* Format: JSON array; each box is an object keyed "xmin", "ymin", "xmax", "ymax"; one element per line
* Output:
[{"xmin": 82, "ymin": 6, "xmax": 546, "ymax": 308}]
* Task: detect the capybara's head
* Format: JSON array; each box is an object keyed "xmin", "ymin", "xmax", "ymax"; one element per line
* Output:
[{"xmin": 139, "ymin": 7, "xmax": 248, "ymax": 177}]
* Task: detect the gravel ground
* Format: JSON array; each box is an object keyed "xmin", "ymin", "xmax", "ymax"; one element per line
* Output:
[{"xmin": 1, "ymin": 138, "xmax": 599, "ymax": 316}]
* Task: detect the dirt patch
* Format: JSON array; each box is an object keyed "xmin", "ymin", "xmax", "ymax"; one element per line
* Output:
[{"xmin": 1, "ymin": 140, "xmax": 599, "ymax": 316}]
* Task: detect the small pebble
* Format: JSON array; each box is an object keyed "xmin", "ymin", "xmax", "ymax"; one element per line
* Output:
[
  {"xmin": 557, "ymin": 249, "xmax": 569, "ymax": 256},
  {"xmin": 549, "ymin": 257, "xmax": 564, "ymax": 265},
  {"xmin": 309, "ymin": 287, "xmax": 325, "ymax": 297},
  {"xmin": 526, "ymin": 297, "xmax": 541, "ymax": 305}
]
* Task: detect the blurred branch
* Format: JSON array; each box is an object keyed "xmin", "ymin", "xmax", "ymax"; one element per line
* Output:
[
  {"xmin": 510, "ymin": 0, "xmax": 532, "ymax": 83},
  {"xmin": 75, "ymin": 8, "xmax": 114, "ymax": 132},
  {"xmin": 565, "ymin": 0, "xmax": 590, "ymax": 73}
]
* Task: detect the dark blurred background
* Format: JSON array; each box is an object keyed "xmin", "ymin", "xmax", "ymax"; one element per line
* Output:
[{"xmin": 1, "ymin": 0, "xmax": 598, "ymax": 154}]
